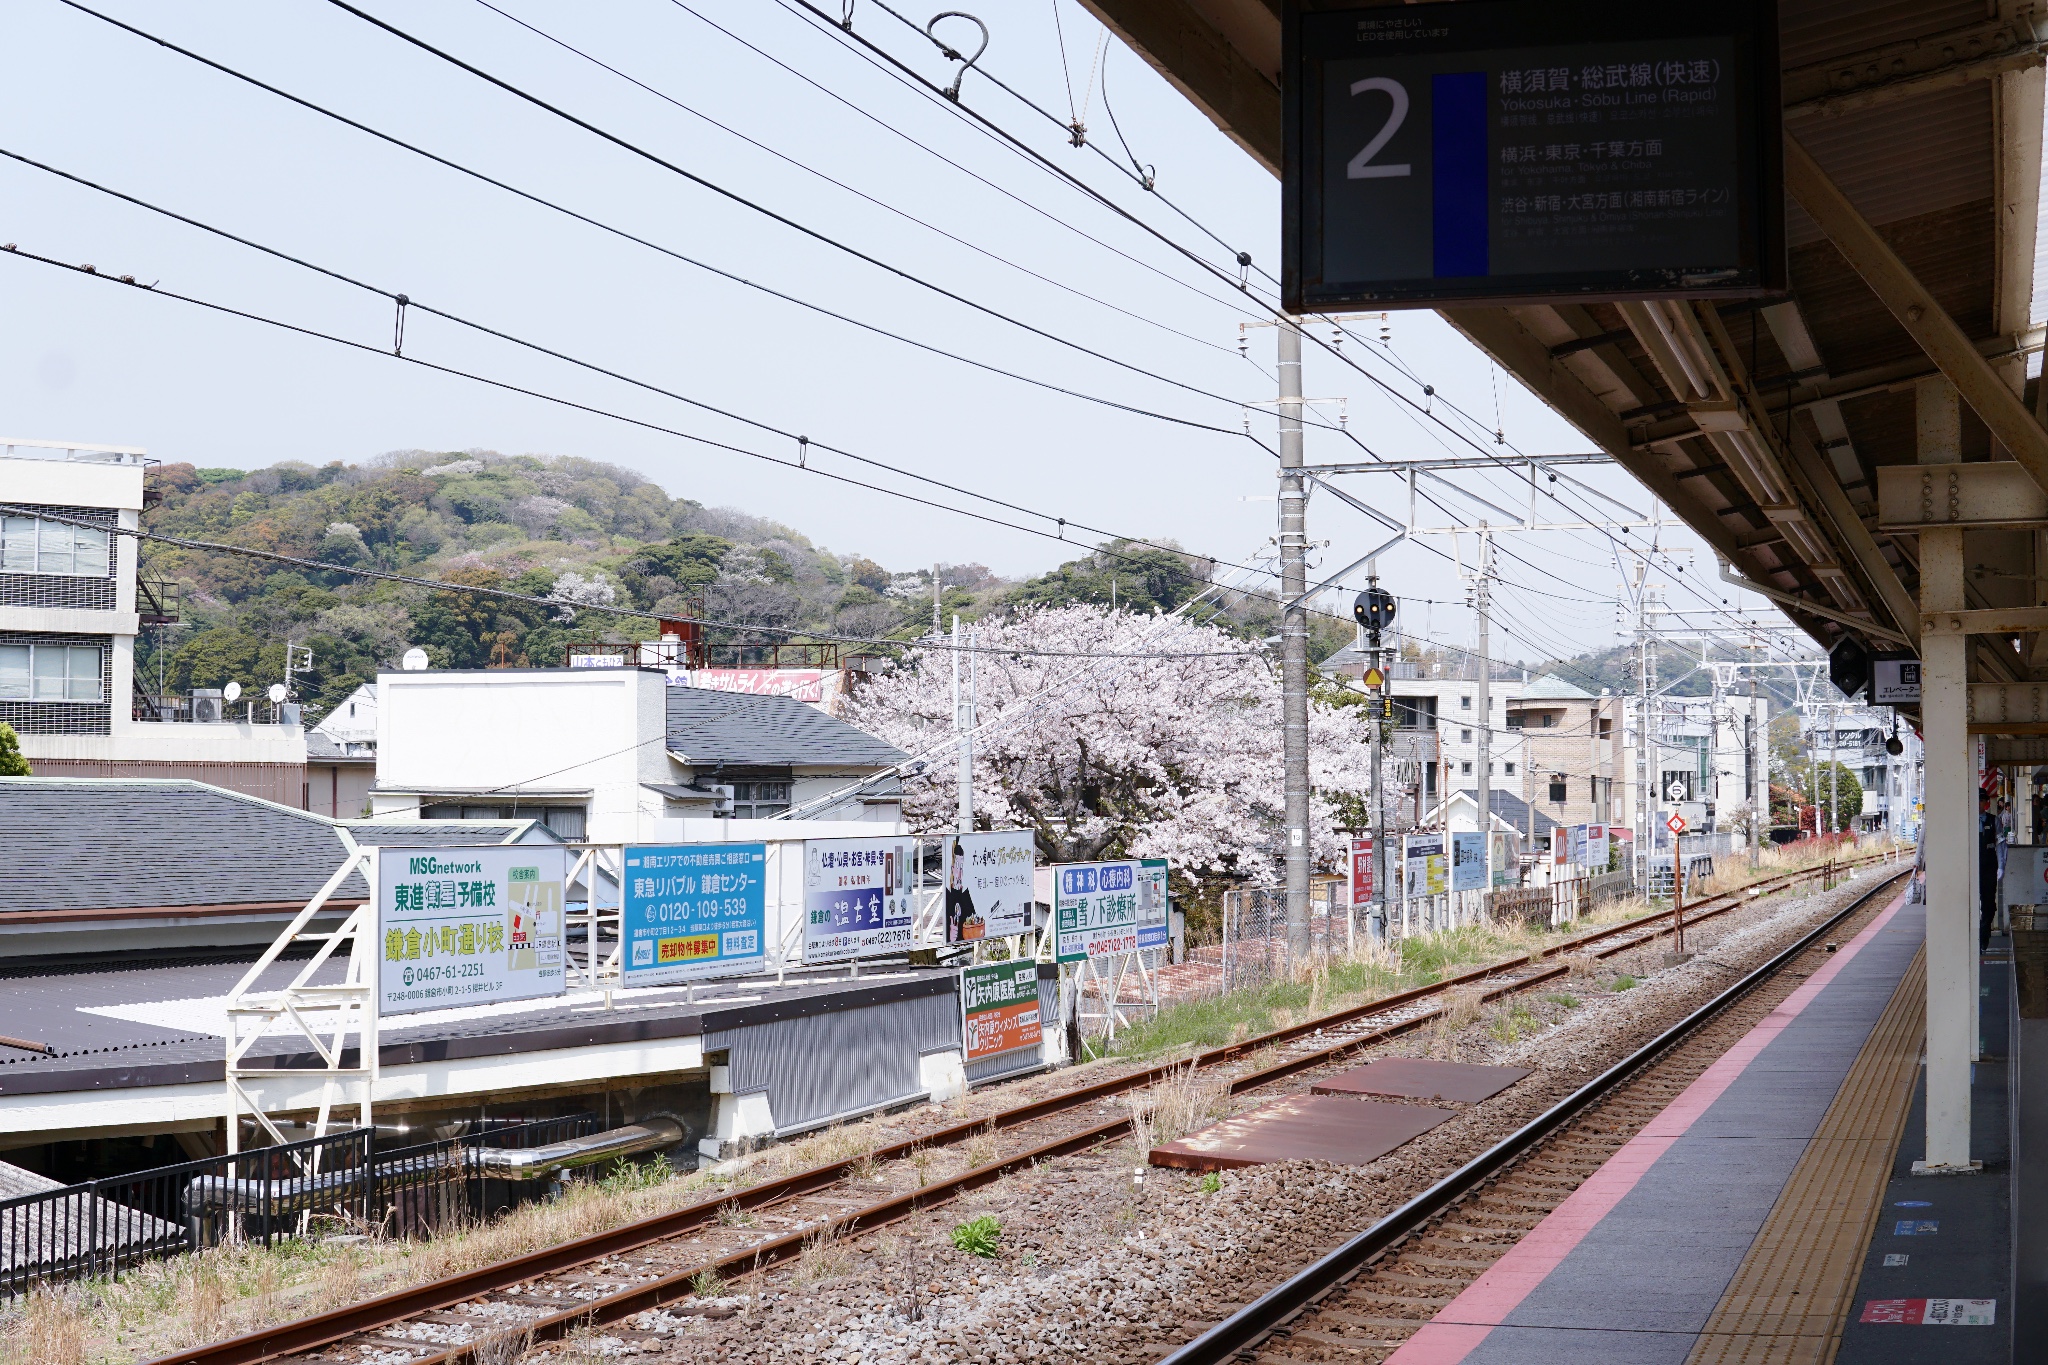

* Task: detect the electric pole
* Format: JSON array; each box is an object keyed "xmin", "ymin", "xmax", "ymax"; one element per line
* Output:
[
  {"xmin": 1474, "ymin": 529, "xmax": 1493, "ymax": 896},
  {"xmin": 1279, "ymin": 319, "xmax": 1312, "ymax": 962},
  {"xmin": 1748, "ymin": 625, "xmax": 1761, "ymax": 870}
]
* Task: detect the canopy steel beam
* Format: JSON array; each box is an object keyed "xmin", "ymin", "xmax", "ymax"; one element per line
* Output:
[{"xmin": 1784, "ymin": 134, "xmax": 2048, "ymax": 497}]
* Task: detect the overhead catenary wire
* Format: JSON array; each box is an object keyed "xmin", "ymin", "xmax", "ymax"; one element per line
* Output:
[
  {"xmin": 0, "ymin": 146, "xmax": 1274, "ymax": 564},
  {"xmin": 318, "ymin": 0, "xmax": 1248, "ymax": 409},
  {"xmin": 469, "ymin": 0, "xmax": 1234, "ymax": 358},
  {"xmin": 52, "ymin": 0, "xmax": 1254, "ymax": 440}
]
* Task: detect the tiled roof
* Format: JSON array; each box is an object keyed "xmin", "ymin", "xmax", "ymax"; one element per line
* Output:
[
  {"xmin": 0, "ymin": 778, "xmax": 369, "ymax": 912},
  {"xmin": 1517, "ymin": 674, "xmax": 1597, "ymax": 701},
  {"xmin": 0, "ymin": 780, "xmax": 553, "ymax": 915},
  {"xmin": 665, "ymin": 688, "xmax": 907, "ymax": 768}
]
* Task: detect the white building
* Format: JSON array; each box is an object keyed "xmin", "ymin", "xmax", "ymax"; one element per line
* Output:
[
  {"xmin": 307, "ymin": 681, "xmax": 378, "ymax": 817},
  {"xmin": 1, "ymin": 439, "xmax": 306, "ymax": 804},
  {"xmin": 368, "ymin": 666, "xmax": 907, "ymax": 842}
]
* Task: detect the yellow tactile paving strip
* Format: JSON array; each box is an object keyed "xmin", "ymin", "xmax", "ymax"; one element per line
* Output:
[{"xmin": 1684, "ymin": 946, "xmax": 1927, "ymax": 1365}]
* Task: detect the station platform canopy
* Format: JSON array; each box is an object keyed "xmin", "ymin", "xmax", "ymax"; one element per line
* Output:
[{"xmin": 1087, "ymin": 0, "xmax": 2048, "ymax": 709}]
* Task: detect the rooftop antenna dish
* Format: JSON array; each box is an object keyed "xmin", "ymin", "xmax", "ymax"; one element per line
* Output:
[
  {"xmin": 222, "ymin": 680, "xmax": 242, "ymax": 704},
  {"xmin": 401, "ymin": 647, "xmax": 430, "ymax": 672},
  {"xmin": 267, "ymin": 683, "xmax": 287, "ymax": 704}
]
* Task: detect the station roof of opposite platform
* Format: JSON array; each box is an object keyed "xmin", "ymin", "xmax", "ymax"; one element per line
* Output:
[
  {"xmin": 1085, "ymin": 0, "xmax": 2048, "ymax": 705},
  {"xmin": 0, "ymin": 778, "xmax": 558, "ymax": 919}
]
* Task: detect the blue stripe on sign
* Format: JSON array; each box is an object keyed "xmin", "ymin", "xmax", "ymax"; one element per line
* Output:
[{"xmin": 1431, "ymin": 71, "xmax": 1488, "ymax": 278}]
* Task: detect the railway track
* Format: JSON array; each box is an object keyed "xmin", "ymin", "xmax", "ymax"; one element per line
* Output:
[
  {"xmin": 154, "ymin": 851, "xmax": 1893, "ymax": 1365},
  {"xmin": 1154, "ymin": 864, "xmax": 1911, "ymax": 1365}
]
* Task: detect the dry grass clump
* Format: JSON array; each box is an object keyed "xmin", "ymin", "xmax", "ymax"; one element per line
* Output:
[
  {"xmin": 777, "ymin": 1122, "xmax": 873, "ymax": 1174},
  {"xmin": 962, "ymin": 1120, "xmax": 1000, "ymax": 1171},
  {"xmin": 1125, "ymin": 1061, "xmax": 1229, "ymax": 1153},
  {"xmin": 789, "ymin": 1225, "xmax": 854, "ymax": 1289},
  {"xmin": 4, "ymin": 1284, "xmax": 88, "ymax": 1365},
  {"xmin": 184, "ymin": 1250, "xmax": 229, "ymax": 1343},
  {"xmin": 471, "ymin": 1324, "xmax": 533, "ymax": 1365}
]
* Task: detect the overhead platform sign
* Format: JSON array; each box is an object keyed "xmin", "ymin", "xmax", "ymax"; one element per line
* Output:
[
  {"xmin": 1283, "ymin": 0, "xmax": 1783, "ymax": 310},
  {"xmin": 377, "ymin": 845, "xmax": 566, "ymax": 1015}
]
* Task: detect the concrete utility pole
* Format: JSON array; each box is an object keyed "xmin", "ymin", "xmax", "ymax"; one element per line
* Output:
[
  {"xmin": 1748, "ymin": 626, "xmax": 1762, "ymax": 870},
  {"xmin": 1474, "ymin": 529, "xmax": 1493, "ymax": 895},
  {"xmin": 952, "ymin": 615, "xmax": 974, "ymax": 833},
  {"xmin": 1634, "ymin": 567, "xmax": 1654, "ymax": 887},
  {"xmin": 1368, "ymin": 566, "xmax": 1388, "ymax": 941},
  {"xmin": 1278, "ymin": 318, "xmax": 1312, "ymax": 962}
]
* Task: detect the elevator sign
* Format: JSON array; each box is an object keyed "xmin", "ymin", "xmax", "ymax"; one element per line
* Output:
[{"xmin": 1284, "ymin": 0, "xmax": 1782, "ymax": 310}]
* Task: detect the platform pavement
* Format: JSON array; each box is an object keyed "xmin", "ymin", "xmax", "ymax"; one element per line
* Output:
[{"xmin": 1384, "ymin": 886, "xmax": 1926, "ymax": 1365}]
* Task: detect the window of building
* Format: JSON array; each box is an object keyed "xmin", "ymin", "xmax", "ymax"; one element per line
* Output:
[
  {"xmin": 1505, "ymin": 762, "xmax": 1516, "ymax": 775},
  {"xmin": 1460, "ymin": 760, "xmax": 1473, "ymax": 775},
  {"xmin": 0, "ymin": 516, "xmax": 110, "ymax": 577},
  {"xmin": 1598, "ymin": 717, "xmax": 1613, "ymax": 737},
  {"xmin": 729, "ymin": 780, "xmax": 791, "ymax": 819},
  {"xmin": 1547, "ymin": 776, "xmax": 1567, "ymax": 803},
  {"xmin": 1541, "ymin": 713, "xmax": 1558, "ymax": 728},
  {"xmin": 1460, "ymin": 728, "xmax": 1472, "ymax": 743},
  {"xmin": 1460, "ymin": 695, "xmax": 1472, "ymax": 710},
  {"xmin": 1506, "ymin": 712, "xmax": 1525, "ymax": 729},
  {"xmin": 1391, "ymin": 695, "xmax": 1438, "ymax": 730},
  {"xmin": 0, "ymin": 643, "xmax": 103, "ymax": 701}
]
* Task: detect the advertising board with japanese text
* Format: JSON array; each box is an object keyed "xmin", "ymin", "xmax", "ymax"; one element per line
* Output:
[
  {"xmin": 1404, "ymin": 833, "xmax": 1447, "ymax": 897},
  {"xmin": 1450, "ymin": 830, "xmax": 1486, "ymax": 892},
  {"xmin": 961, "ymin": 960, "xmax": 1043, "ymax": 1064},
  {"xmin": 621, "ymin": 843, "xmax": 767, "ymax": 985},
  {"xmin": 377, "ymin": 846, "xmax": 566, "ymax": 1016},
  {"xmin": 1286, "ymin": 0, "xmax": 1782, "ymax": 310},
  {"xmin": 803, "ymin": 835, "xmax": 917, "ymax": 964},
  {"xmin": 1349, "ymin": 835, "xmax": 1374, "ymax": 904},
  {"xmin": 943, "ymin": 831, "xmax": 1037, "ymax": 944},
  {"xmin": 1054, "ymin": 859, "xmax": 1169, "ymax": 964}
]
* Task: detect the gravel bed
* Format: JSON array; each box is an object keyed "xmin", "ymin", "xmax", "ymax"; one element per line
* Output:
[{"xmin": 564, "ymin": 866, "xmax": 1899, "ymax": 1365}]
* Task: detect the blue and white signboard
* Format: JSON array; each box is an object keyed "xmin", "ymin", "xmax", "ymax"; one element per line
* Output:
[
  {"xmin": 621, "ymin": 843, "xmax": 767, "ymax": 985},
  {"xmin": 1054, "ymin": 858, "xmax": 1168, "ymax": 964},
  {"xmin": 1450, "ymin": 831, "xmax": 1486, "ymax": 892},
  {"xmin": 802, "ymin": 835, "xmax": 918, "ymax": 964}
]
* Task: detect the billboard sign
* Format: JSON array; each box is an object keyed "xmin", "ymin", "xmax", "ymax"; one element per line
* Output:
[
  {"xmin": 943, "ymin": 831, "xmax": 1038, "ymax": 943},
  {"xmin": 803, "ymin": 836, "xmax": 917, "ymax": 964},
  {"xmin": 620, "ymin": 843, "xmax": 767, "ymax": 985},
  {"xmin": 1349, "ymin": 836, "xmax": 1374, "ymax": 904},
  {"xmin": 1404, "ymin": 833, "xmax": 1448, "ymax": 897},
  {"xmin": 1054, "ymin": 859, "xmax": 1169, "ymax": 964},
  {"xmin": 961, "ymin": 960, "xmax": 1043, "ymax": 1063},
  {"xmin": 1285, "ymin": 0, "xmax": 1783, "ymax": 311},
  {"xmin": 1450, "ymin": 830, "xmax": 1486, "ymax": 891},
  {"xmin": 377, "ymin": 846, "xmax": 566, "ymax": 1016}
]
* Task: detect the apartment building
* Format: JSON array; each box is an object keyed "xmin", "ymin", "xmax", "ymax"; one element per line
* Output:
[
  {"xmin": 1, "ymin": 439, "xmax": 306, "ymax": 804},
  {"xmin": 1508, "ymin": 674, "xmax": 1624, "ymax": 832}
]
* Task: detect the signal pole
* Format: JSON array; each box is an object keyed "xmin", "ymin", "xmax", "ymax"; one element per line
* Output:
[
  {"xmin": 1474, "ymin": 529, "xmax": 1494, "ymax": 897},
  {"xmin": 1355, "ymin": 579, "xmax": 1396, "ymax": 943},
  {"xmin": 1279, "ymin": 318, "xmax": 1312, "ymax": 962}
]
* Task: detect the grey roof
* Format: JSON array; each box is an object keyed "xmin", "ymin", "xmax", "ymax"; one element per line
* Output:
[
  {"xmin": 0, "ymin": 779, "xmax": 371, "ymax": 912},
  {"xmin": 0, "ymin": 780, "xmax": 554, "ymax": 915},
  {"xmin": 1455, "ymin": 788, "xmax": 1562, "ymax": 837},
  {"xmin": 306, "ymin": 730, "xmax": 375, "ymax": 762},
  {"xmin": 1517, "ymin": 673, "xmax": 1596, "ymax": 701},
  {"xmin": 665, "ymin": 687, "xmax": 907, "ymax": 769}
]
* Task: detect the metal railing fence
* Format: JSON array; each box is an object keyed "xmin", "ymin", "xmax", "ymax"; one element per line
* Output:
[{"xmin": 0, "ymin": 1114, "xmax": 597, "ymax": 1296}]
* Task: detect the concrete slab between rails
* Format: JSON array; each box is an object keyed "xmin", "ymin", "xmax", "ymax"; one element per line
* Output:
[{"xmin": 1380, "ymin": 888, "xmax": 1923, "ymax": 1365}]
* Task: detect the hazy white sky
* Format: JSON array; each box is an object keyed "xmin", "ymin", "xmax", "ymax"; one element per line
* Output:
[{"xmin": 0, "ymin": 0, "xmax": 1776, "ymax": 663}]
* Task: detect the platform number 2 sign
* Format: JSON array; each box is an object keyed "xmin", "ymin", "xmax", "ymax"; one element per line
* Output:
[{"xmin": 1348, "ymin": 78, "xmax": 1412, "ymax": 179}]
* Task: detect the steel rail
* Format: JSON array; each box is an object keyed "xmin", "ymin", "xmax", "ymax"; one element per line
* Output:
[
  {"xmin": 1152, "ymin": 865, "xmax": 1911, "ymax": 1365},
  {"xmin": 148, "ymin": 852, "xmax": 1884, "ymax": 1365}
]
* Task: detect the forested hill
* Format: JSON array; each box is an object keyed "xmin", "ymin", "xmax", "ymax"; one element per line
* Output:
[{"xmin": 135, "ymin": 450, "xmax": 1233, "ymax": 720}]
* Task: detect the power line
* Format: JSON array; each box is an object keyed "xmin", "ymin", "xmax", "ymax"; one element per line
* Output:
[
  {"xmin": 321, "ymin": 0, "xmax": 1247, "ymax": 410},
  {"xmin": 52, "ymin": 0, "xmax": 1251, "ymax": 440},
  {"xmin": 469, "ymin": 0, "xmax": 1235, "ymax": 359},
  {"xmin": 0, "ymin": 145, "xmax": 1267, "ymax": 568},
  {"xmin": 663, "ymin": 0, "xmax": 1258, "ymax": 322},
  {"xmin": 1, "ymin": 502, "xmax": 1260, "ymax": 661}
]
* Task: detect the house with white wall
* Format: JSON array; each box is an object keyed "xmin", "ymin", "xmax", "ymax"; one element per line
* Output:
[{"xmin": 369, "ymin": 666, "xmax": 907, "ymax": 842}]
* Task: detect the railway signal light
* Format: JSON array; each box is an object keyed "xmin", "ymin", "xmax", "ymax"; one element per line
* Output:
[{"xmin": 1353, "ymin": 588, "xmax": 1396, "ymax": 633}]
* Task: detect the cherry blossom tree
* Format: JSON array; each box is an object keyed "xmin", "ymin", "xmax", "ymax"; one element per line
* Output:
[{"xmin": 843, "ymin": 604, "xmax": 1375, "ymax": 891}]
